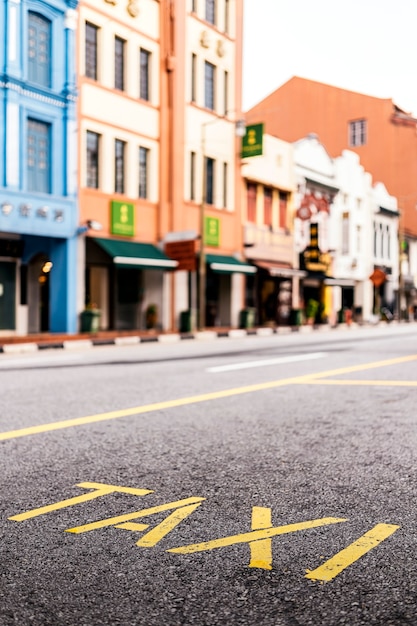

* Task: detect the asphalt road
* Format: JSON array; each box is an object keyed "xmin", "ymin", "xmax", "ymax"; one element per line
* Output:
[{"xmin": 1, "ymin": 324, "xmax": 416, "ymax": 626}]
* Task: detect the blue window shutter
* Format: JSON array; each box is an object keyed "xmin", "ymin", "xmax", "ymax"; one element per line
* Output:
[
  {"xmin": 28, "ymin": 12, "xmax": 51, "ymax": 88},
  {"xmin": 27, "ymin": 119, "xmax": 51, "ymax": 193}
]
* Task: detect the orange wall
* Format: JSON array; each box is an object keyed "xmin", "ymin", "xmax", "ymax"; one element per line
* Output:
[{"xmin": 247, "ymin": 77, "xmax": 417, "ymax": 237}]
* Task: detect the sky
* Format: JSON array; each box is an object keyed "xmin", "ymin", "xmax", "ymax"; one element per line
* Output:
[{"xmin": 242, "ymin": 0, "xmax": 417, "ymax": 115}]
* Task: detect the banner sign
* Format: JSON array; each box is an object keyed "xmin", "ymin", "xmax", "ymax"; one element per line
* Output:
[{"xmin": 241, "ymin": 123, "xmax": 264, "ymax": 158}]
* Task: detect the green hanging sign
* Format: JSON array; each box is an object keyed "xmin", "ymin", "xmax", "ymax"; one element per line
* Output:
[
  {"xmin": 204, "ymin": 216, "xmax": 220, "ymax": 247},
  {"xmin": 111, "ymin": 200, "xmax": 135, "ymax": 237},
  {"xmin": 241, "ymin": 123, "xmax": 264, "ymax": 158}
]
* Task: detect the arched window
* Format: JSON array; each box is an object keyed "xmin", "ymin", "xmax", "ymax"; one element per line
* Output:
[{"xmin": 28, "ymin": 12, "xmax": 51, "ymax": 88}]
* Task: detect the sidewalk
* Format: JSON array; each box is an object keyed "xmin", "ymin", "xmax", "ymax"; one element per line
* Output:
[{"xmin": 0, "ymin": 322, "xmax": 370, "ymax": 354}]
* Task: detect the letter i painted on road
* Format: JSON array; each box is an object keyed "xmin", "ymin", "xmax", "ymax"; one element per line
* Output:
[{"xmin": 305, "ymin": 523, "xmax": 400, "ymax": 582}]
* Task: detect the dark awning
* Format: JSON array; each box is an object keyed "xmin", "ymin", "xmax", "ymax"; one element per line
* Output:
[
  {"xmin": 254, "ymin": 260, "xmax": 307, "ymax": 278},
  {"xmin": 94, "ymin": 237, "xmax": 178, "ymax": 270},
  {"xmin": 205, "ymin": 254, "xmax": 257, "ymax": 274}
]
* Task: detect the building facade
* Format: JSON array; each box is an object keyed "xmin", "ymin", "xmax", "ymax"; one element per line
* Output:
[
  {"xmin": 77, "ymin": 0, "xmax": 248, "ymax": 333},
  {"xmin": 0, "ymin": 0, "xmax": 78, "ymax": 334},
  {"xmin": 246, "ymin": 76, "xmax": 417, "ymax": 317},
  {"xmin": 241, "ymin": 134, "xmax": 301, "ymax": 326}
]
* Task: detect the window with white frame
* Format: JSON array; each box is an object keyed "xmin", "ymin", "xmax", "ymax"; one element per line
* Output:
[
  {"xmin": 349, "ymin": 119, "xmax": 367, "ymax": 147},
  {"xmin": 114, "ymin": 139, "xmax": 125, "ymax": 194},
  {"xmin": 205, "ymin": 157, "xmax": 215, "ymax": 205},
  {"xmin": 204, "ymin": 61, "xmax": 215, "ymax": 110},
  {"xmin": 114, "ymin": 36, "xmax": 125, "ymax": 91},
  {"xmin": 342, "ymin": 212, "xmax": 350, "ymax": 255},
  {"xmin": 191, "ymin": 53, "xmax": 197, "ymax": 103},
  {"xmin": 140, "ymin": 48, "xmax": 151, "ymax": 101},
  {"xmin": 205, "ymin": 0, "xmax": 216, "ymax": 24},
  {"xmin": 86, "ymin": 131, "xmax": 100, "ymax": 189},
  {"xmin": 85, "ymin": 22, "xmax": 98, "ymax": 80},
  {"xmin": 139, "ymin": 146, "xmax": 149, "ymax": 199},
  {"xmin": 222, "ymin": 162, "xmax": 228, "ymax": 208},
  {"xmin": 190, "ymin": 151, "xmax": 196, "ymax": 201},
  {"xmin": 223, "ymin": 70, "xmax": 228, "ymax": 115}
]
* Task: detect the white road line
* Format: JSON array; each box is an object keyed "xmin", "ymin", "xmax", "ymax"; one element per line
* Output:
[
  {"xmin": 0, "ymin": 353, "xmax": 82, "ymax": 368},
  {"xmin": 206, "ymin": 352, "xmax": 327, "ymax": 373}
]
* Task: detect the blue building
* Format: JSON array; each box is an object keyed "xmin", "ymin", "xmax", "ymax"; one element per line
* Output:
[{"xmin": 0, "ymin": 0, "xmax": 78, "ymax": 334}]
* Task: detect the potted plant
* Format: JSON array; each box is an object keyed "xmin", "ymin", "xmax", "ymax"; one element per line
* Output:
[
  {"xmin": 80, "ymin": 302, "xmax": 101, "ymax": 333},
  {"xmin": 145, "ymin": 303, "xmax": 158, "ymax": 329},
  {"xmin": 305, "ymin": 298, "xmax": 319, "ymax": 325}
]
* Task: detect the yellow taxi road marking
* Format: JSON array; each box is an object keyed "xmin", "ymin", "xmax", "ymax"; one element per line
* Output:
[
  {"xmin": 299, "ymin": 379, "xmax": 417, "ymax": 387},
  {"xmin": 249, "ymin": 506, "xmax": 273, "ymax": 570},
  {"xmin": 1, "ymin": 353, "xmax": 417, "ymax": 442},
  {"xmin": 9, "ymin": 482, "xmax": 153, "ymax": 522},
  {"xmin": 167, "ymin": 517, "xmax": 347, "ymax": 555},
  {"xmin": 65, "ymin": 497, "xmax": 205, "ymax": 535},
  {"xmin": 305, "ymin": 523, "xmax": 400, "ymax": 582}
]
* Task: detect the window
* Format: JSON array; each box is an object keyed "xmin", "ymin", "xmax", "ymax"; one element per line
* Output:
[
  {"xmin": 28, "ymin": 12, "xmax": 51, "ymax": 87},
  {"xmin": 223, "ymin": 162, "xmax": 227, "ymax": 208},
  {"xmin": 115, "ymin": 139, "xmax": 125, "ymax": 194},
  {"xmin": 279, "ymin": 191, "xmax": 287, "ymax": 229},
  {"xmin": 342, "ymin": 212, "xmax": 350, "ymax": 255},
  {"xmin": 264, "ymin": 187, "xmax": 272, "ymax": 227},
  {"xmin": 140, "ymin": 48, "xmax": 151, "ymax": 101},
  {"xmin": 27, "ymin": 119, "xmax": 50, "ymax": 193},
  {"xmin": 247, "ymin": 182, "xmax": 257, "ymax": 222},
  {"xmin": 224, "ymin": 0, "xmax": 229, "ymax": 32},
  {"xmin": 205, "ymin": 0, "xmax": 216, "ymax": 24},
  {"xmin": 86, "ymin": 131, "xmax": 100, "ymax": 189},
  {"xmin": 191, "ymin": 53, "xmax": 197, "ymax": 102},
  {"xmin": 114, "ymin": 36, "xmax": 125, "ymax": 91},
  {"xmin": 205, "ymin": 157, "xmax": 215, "ymax": 205},
  {"xmin": 85, "ymin": 22, "xmax": 98, "ymax": 80},
  {"xmin": 349, "ymin": 119, "xmax": 367, "ymax": 147},
  {"xmin": 139, "ymin": 146, "xmax": 149, "ymax": 199},
  {"xmin": 223, "ymin": 71, "xmax": 228, "ymax": 115},
  {"xmin": 204, "ymin": 61, "xmax": 215, "ymax": 110},
  {"xmin": 190, "ymin": 151, "xmax": 196, "ymax": 200},
  {"xmin": 356, "ymin": 225, "xmax": 361, "ymax": 254}
]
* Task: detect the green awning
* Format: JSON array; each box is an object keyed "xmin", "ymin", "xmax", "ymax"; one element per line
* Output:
[
  {"xmin": 205, "ymin": 254, "xmax": 257, "ymax": 275},
  {"xmin": 94, "ymin": 238, "xmax": 178, "ymax": 270}
]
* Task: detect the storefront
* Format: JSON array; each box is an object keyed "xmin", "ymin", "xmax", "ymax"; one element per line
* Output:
[{"xmin": 85, "ymin": 237, "xmax": 178, "ymax": 331}]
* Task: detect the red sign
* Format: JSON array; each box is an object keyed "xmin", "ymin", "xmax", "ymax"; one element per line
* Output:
[
  {"xmin": 369, "ymin": 268, "xmax": 387, "ymax": 287},
  {"xmin": 165, "ymin": 240, "xmax": 197, "ymax": 271}
]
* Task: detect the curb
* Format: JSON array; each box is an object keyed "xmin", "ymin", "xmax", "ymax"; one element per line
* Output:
[{"xmin": 0, "ymin": 321, "xmax": 401, "ymax": 355}]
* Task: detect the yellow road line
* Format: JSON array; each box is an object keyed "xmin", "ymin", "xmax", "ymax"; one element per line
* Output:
[
  {"xmin": 249, "ymin": 506, "xmax": 273, "ymax": 570},
  {"xmin": 305, "ymin": 523, "xmax": 400, "ymax": 582},
  {"xmin": 1, "ymin": 353, "xmax": 417, "ymax": 442},
  {"xmin": 299, "ymin": 380, "xmax": 417, "ymax": 387},
  {"xmin": 168, "ymin": 517, "xmax": 347, "ymax": 555}
]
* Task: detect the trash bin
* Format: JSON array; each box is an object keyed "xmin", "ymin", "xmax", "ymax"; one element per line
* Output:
[
  {"xmin": 289, "ymin": 309, "xmax": 302, "ymax": 326},
  {"xmin": 80, "ymin": 309, "xmax": 101, "ymax": 333},
  {"xmin": 179, "ymin": 309, "xmax": 195, "ymax": 333},
  {"xmin": 239, "ymin": 308, "xmax": 256, "ymax": 329}
]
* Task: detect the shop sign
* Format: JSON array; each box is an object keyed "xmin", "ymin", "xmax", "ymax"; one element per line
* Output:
[
  {"xmin": 369, "ymin": 268, "xmax": 387, "ymax": 287},
  {"xmin": 204, "ymin": 216, "xmax": 220, "ymax": 247},
  {"xmin": 165, "ymin": 240, "xmax": 197, "ymax": 271},
  {"xmin": 241, "ymin": 123, "xmax": 264, "ymax": 158},
  {"xmin": 302, "ymin": 223, "xmax": 329, "ymax": 272},
  {"xmin": 111, "ymin": 201, "xmax": 135, "ymax": 237}
]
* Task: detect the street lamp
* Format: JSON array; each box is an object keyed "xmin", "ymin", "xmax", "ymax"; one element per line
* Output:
[{"xmin": 198, "ymin": 117, "xmax": 246, "ymax": 331}]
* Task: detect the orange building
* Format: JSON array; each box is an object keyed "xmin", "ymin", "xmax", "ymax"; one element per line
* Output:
[
  {"xmin": 77, "ymin": 0, "xmax": 248, "ymax": 332},
  {"xmin": 246, "ymin": 76, "xmax": 417, "ymax": 241}
]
